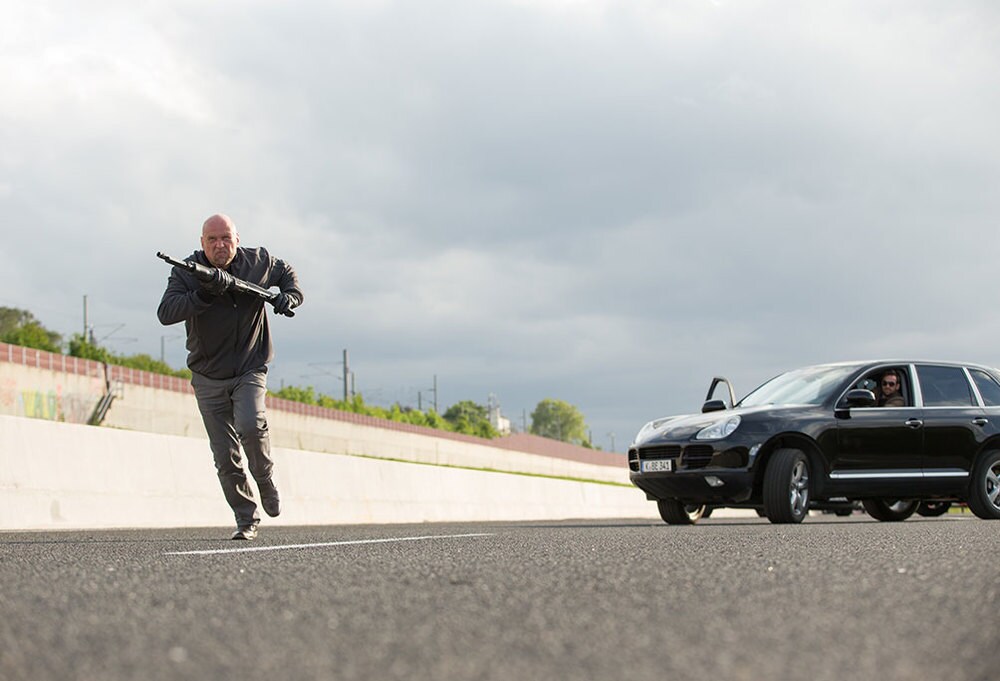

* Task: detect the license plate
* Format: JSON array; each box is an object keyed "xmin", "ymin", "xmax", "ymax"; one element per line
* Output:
[{"xmin": 641, "ymin": 459, "xmax": 673, "ymax": 473}]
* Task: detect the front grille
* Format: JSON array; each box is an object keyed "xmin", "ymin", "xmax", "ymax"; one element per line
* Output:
[
  {"xmin": 634, "ymin": 443, "xmax": 717, "ymax": 472},
  {"xmin": 639, "ymin": 445, "xmax": 682, "ymax": 460},
  {"xmin": 682, "ymin": 445, "xmax": 714, "ymax": 469}
]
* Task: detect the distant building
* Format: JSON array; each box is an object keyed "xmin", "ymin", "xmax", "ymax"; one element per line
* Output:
[{"xmin": 488, "ymin": 393, "xmax": 511, "ymax": 435}]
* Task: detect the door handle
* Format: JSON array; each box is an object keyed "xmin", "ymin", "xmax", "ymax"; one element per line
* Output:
[
  {"xmin": 973, "ymin": 418, "xmax": 989, "ymax": 427},
  {"xmin": 905, "ymin": 418, "xmax": 923, "ymax": 429}
]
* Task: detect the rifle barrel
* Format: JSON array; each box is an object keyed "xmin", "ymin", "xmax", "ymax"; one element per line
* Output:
[{"xmin": 155, "ymin": 250, "xmax": 294, "ymax": 317}]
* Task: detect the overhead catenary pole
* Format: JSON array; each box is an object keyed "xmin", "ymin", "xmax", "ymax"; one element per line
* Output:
[{"xmin": 343, "ymin": 349, "xmax": 350, "ymax": 402}]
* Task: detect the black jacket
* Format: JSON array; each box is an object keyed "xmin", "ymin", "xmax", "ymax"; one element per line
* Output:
[{"xmin": 157, "ymin": 247, "xmax": 303, "ymax": 379}]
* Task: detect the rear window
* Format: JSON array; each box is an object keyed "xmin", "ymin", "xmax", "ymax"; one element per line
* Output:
[
  {"xmin": 916, "ymin": 365, "xmax": 975, "ymax": 407},
  {"xmin": 970, "ymin": 369, "xmax": 1000, "ymax": 406}
]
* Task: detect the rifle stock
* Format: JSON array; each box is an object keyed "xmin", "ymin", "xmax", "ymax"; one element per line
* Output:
[{"xmin": 156, "ymin": 251, "xmax": 294, "ymax": 317}]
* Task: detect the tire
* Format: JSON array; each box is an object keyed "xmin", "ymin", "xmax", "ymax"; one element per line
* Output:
[
  {"xmin": 916, "ymin": 501, "xmax": 951, "ymax": 517},
  {"xmin": 967, "ymin": 450, "xmax": 1000, "ymax": 520},
  {"xmin": 862, "ymin": 498, "xmax": 919, "ymax": 521},
  {"xmin": 762, "ymin": 448, "xmax": 810, "ymax": 524},
  {"xmin": 658, "ymin": 499, "xmax": 706, "ymax": 525}
]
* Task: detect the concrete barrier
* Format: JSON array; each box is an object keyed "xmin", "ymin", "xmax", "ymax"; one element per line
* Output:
[
  {"xmin": 0, "ymin": 415, "xmax": 659, "ymax": 531},
  {"xmin": 0, "ymin": 342, "xmax": 631, "ymax": 484}
]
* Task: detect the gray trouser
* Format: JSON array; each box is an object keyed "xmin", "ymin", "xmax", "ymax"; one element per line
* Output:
[{"xmin": 191, "ymin": 368, "xmax": 273, "ymax": 526}]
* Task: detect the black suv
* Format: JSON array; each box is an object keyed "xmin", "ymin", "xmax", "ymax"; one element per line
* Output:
[{"xmin": 628, "ymin": 360, "xmax": 1000, "ymax": 524}]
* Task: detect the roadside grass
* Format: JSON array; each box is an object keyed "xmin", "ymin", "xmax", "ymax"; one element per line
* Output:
[{"xmin": 342, "ymin": 451, "xmax": 633, "ymax": 488}]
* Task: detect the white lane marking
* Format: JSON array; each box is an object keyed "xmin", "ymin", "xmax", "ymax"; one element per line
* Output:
[{"xmin": 164, "ymin": 532, "xmax": 493, "ymax": 556}]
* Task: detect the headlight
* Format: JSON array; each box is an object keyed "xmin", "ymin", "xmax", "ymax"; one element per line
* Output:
[{"xmin": 695, "ymin": 415, "xmax": 741, "ymax": 440}]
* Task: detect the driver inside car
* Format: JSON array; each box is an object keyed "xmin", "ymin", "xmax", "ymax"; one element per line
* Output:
[{"xmin": 877, "ymin": 369, "xmax": 905, "ymax": 407}]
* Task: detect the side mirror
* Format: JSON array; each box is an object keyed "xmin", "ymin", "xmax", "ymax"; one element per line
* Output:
[
  {"xmin": 702, "ymin": 399, "xmax": 728, "ymax": 413},
  {"xmin": 842, "ymin": 389, "xmax": 876, "ymax": 408}
]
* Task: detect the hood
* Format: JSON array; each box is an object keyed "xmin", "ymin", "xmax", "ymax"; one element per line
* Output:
[{"xmin": 633, "ymin": 404, "xmax": 809, "ymax": 446}]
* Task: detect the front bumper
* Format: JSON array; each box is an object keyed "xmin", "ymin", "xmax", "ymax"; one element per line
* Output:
[
  {"xmin": 628, "ymin": 442, "xmax": 757, "ymax": 503},
  {"xmin": 631, "ymin": 469, "xmax": 756, "ymax": 503}
]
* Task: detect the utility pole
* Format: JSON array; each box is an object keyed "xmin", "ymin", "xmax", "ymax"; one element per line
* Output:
[
  {"xmin": 342, "ymin": 349, "xmax": 350, "ymax": 402},
  {"xmin": 419, "ymin": 376, "xmax": 439, "ymax": 413}
]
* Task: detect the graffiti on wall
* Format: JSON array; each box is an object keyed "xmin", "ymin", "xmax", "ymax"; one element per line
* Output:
[
  {"xmin": 0, "ymin": 378, "xmax": 98, "ymax": 424},
  {"xmin": 1, "ymin": 377, "xmax": 14, "ymax": 409}
]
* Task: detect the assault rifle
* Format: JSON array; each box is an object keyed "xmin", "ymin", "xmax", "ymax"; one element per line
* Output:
[{"xmin": 156, "ymin": 251, "xmax": 295, "ymax": 317}]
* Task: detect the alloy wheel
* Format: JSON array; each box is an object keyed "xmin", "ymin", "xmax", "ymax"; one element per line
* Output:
[{"xmin": 789, "ymin": 460, "xmax": 809, "ymax": 517}]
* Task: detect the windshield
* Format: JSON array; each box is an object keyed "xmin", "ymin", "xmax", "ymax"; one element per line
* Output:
[{"xmin": 738, "ymin": 365, "xmax": 858, "ymax": 408}]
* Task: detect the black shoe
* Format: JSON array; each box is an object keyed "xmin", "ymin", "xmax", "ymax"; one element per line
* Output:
[
  {"xmin": 260, "ymin": 482, "xmax": 281, "ymax": 518},
  {"xmin": 231, "ymin": 523, "xmax": 258, "ymax": 540}
]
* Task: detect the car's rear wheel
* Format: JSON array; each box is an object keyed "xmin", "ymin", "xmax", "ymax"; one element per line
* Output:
[
  {"xmin": 967, "ymin": 450, "xmax": 1000, "ymax": 520},
  {"xmin": 916, "ymin": 501, "xmax": 951, "ymax": 517},
  {"xmin": 657, "ymin": 499, "xmax": 706, "ymax": 525},
  {"xmin": 862, "ymin": 498, "xmax": 919, "ymax": 521},
  {"xmin": 763, "ymin": 448, "xmax": 810, "ymax": 524}
]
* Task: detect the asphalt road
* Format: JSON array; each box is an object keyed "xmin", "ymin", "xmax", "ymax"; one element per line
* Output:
[{"xmin": 1, "ymin": 514, "xmax": 996, "ymax": 681}]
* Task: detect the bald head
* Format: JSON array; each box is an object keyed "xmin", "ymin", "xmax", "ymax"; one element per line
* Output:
[{"xmin": 201, "ymin": 213, "xmax": 239, "ymax": 268}]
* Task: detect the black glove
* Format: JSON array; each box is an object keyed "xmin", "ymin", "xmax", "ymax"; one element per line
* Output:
[
  {"xmin": 199, "ymin": 268, "xmax": 235, "ymax": 297},
  {"xmin": 272, "ymin": 292, "xmax": 296, "ymax": 316}
]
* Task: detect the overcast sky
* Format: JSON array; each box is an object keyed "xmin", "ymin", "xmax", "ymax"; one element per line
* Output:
[{"xmin": 3, "ymin": 0, "xmax": 999, "ymax": 451}]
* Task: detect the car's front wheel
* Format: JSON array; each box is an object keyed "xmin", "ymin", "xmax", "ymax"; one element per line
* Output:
[
  {"xmin": 862, "ymin": 498, "xmax": 919, "ymax": 521},
  {"xmin": 657, "ymin": 499, "xmax": 707, "ymax": 525},
  {"xmin": 763, "ymin": 448, "xmax": 810, "ymax": 524},
  {"xmin": 967, "ymin": 450, "xmax": 1000, "ymax": 520}
]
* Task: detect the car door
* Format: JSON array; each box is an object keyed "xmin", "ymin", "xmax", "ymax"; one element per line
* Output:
[
  {"xmin": 916, "ymin": 364, "xmax": 988, "ymax": 488},
  {"xmin": 833, "ymin": 365, "xmax": 923, "ymax": 488}
]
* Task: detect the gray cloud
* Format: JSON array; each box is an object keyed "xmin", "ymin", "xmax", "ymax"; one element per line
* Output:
[{"xmin": 2, "ymin": 0, "xmax": 999, "ymax": 449}]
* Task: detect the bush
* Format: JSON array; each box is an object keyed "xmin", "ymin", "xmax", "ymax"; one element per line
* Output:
[
  {"xmin": 67, "ymin": 334, "xmax": 191, "ymax": 379},
  {"xmin": 270, "ymin": 385, "xmax": 497, "ymax": 438}
]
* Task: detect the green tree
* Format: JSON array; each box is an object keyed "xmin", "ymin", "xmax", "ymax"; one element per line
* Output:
[
  {"xmin": 66, "ymin": 334, "xmax": 190, "ymax": 378},
  {"xmin": 114, "ymin": 352, "xmax": 191, "ymax": 379},
  {"xmin": 273, "ymin": 385, "xmax": 319, "ymax": 405},
  {"xmin": 0, "ymin": 307, "xmax": 34, "ymax": 334},
  {"xmin": 530, "ymin": 398, "xmax": 589, "ymax": 445},
  {"xmin": 268, "ymin": 384, "xmax": 499, "ymax": 439},
  {"xmin": 0, "ymin": 307, "xmax": 62, "ymax": 352},
  {"xmin": 67, "ymin": 333, "xmax": 113, "ymax": 363},
  {"xmin": 443, "ymin": 400, "xmax": 498, "ymax": 438}
]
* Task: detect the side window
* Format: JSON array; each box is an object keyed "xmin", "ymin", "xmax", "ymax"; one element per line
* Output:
[
  {"xmin": 970, "ymin": 369, "xmax": 1000, "ymax": 406},
  {"xmin": 853, "ymin": 367, "xmax": 911, "ymax": 408},
  {"xmin": 916, "ymin": 365, "xmax": 975, "ymax": 407}
]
